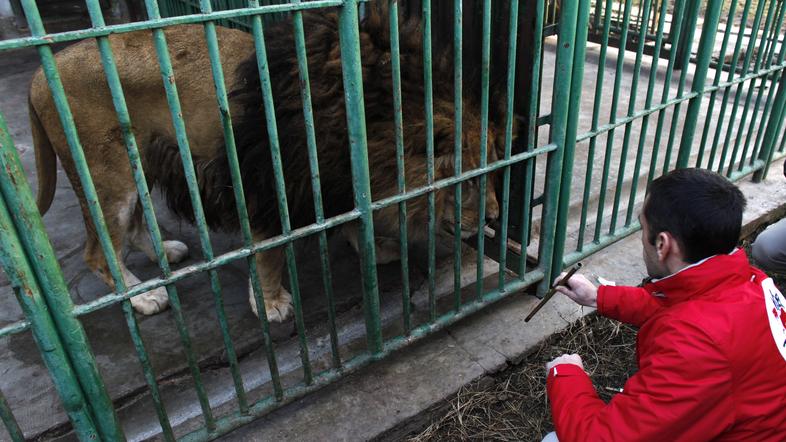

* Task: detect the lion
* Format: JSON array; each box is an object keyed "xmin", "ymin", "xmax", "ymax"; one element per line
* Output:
[{"xmin": 28, "ymin": 9, "xmax": 506, "ymax": 322}]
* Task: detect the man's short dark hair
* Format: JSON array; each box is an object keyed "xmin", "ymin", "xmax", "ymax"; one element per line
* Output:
[{"xmin": 644, "ymin": 168, "xmax": 746, "ymax": 263}]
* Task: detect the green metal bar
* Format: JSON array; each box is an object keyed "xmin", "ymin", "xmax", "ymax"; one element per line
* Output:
[
  {"xmin": 475, "ymin": 0, "xmax": 492, "ymax": 301},
  {"xmin": 579, "ymin": 0, "xmax": 615, "ymax": 247},
  {"xmin": 79, "ymin": 1, "xmax": 191, "ymax": 436},
  {"xmin": 674, "ymin": 0, "xmax": 724, "ymax": 169},
  {"xmin": 749, "ymin": 21, "xmax": 786, "ymax": 166},
  {"xmin": 754, "ymin": 65, "xmax": 786, "ymax": 181},
  {"xmin": 660, "ymin": 0, "xmax": 703, "ymax": 173},
  {"xmin": 518, "ymin": 0, "xmax": 545, "ymax": 281},
  {"xmin": 0, "ymin": 0, "xmax": 345, "ymax": 51},
  {"xmin": 696, "ymin": 0, "xmax": 740, "ymax": 168},
  {"xmin": 423, "ymin": 0, "xmax": 437, "ymax": 323},
  {"xmin": 249, "ymin": 12, "xmax": 313, "ymax": 384},
  {"xmin": 564, "ymin": 221, "xmax": 642, "ymax": 265},
  {"xmin": 734, "ymin": 0, "xmax": 786, "ymax": 173},
  {"xmin": 551, "ymin": 0, "xmax": 591, "ymax": 280},
  {"xmin": 6, "ymin": 4, "xmax": 130, "ymax": 439},
  {"xmin": 388, "ymin": 0, "xmax": 411, "ymax": 335},
  {"xmin": 624, "ymin": 0, "xmax": 670, "ymax": 227},
  {"xmin": 645, "ymin": 0, "xmax": 688, "ymax": 184},
  {"xmin": 0, "ymin": 388, "xmax": 23, "ymax": 442},
  {"xmin": 537, "ymin": 0, "xmax": 580, "ymax": 292},
  {"xmin": 0, "ymin": 191, "xmax": 100, "ymax": 440},
  {"xmin": 291, "ymin": 0, "xmax": 341, "ymax": 364},
  {"xmin": 596, "ymin": 0, "xmax": 632, "ymax": 237},
  {"xmin": 198, "ymin": 0, "xmax": 271, "ymax": 412},
  {"xmin": 339, "ymin": 0, "xmax": 383, "ymax": 355},
  {"xmin": 707, "ymin": 0, "xmax": 756, "ymax": 170},
  {"xmin": 452, "ymin": 0, "xmax": 463, "ymax": 312},
  {"xmin": 498, "ymin": 0, "xmax": 521, "ymax": 290},
  {"xmin": 723, "ymin": 0, "xmax": 780, "ymax": 175},
  {"xmin": 179, "ymin": 267, "xmax": 546, "ymax": 442},
  {"xmin": 609, "ymin": 0, "xmax": 653, "ymax": 234},
  {"xmin": 0, "ymin": 319, "xmax": 30, "ymax": 339},
  {"xmin": 715, "ymin": 0, "xmax": 769, "ymax": 172}
]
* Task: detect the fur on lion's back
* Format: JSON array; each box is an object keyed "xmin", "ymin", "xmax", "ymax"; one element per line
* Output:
[{"xmin": 148, "ymin": 9, "xmax": 447, "ymax": 237}]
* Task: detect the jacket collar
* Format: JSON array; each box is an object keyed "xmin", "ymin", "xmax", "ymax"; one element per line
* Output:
[{"xmin": 642, "ymin": 248, "xmax": 752, "ymax": 305}]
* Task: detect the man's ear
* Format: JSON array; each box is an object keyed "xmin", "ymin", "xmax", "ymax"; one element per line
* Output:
[{"xmin": 656, "ymin": 231, "xmax": 679, "ymax": 262}]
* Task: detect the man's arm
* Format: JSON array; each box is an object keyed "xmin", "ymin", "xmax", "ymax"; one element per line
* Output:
[
  {"xmin": 547, "ymin": 318, "xmax": 733, "ymax": 442},
  {"xmin": 555, "ymin": 274, "xmax": 664, "ymax": 327}
]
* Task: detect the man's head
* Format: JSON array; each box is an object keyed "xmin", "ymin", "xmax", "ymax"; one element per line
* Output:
[{"xmin": 640, "ymin": 168, "xmax": 746, "ymax": 278}]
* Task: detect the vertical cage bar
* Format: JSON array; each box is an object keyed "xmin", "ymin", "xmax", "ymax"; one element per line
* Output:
[
  {"xmin": 517, "ymin": 0, "xmax": 545, "ymax": 279},
  {"xmin": 0, "ymin": 200, "xmax": 100, "ymax": 441},
  {"xmin": 732, "ymin": 0, "xmax": 786, "ymax": 173},
  {"xmin": 291, "ymin": 0, "xmax": 342, "ymax": 364},
  {"xmin": 498, "ymin": 0, "xmax": 521, "ymax": 290},
  {"xmin": 750, "ymin": 12, "xmax": 786, "ymax": 167},
  {"xmin": 646, "ymin": 0, "xmax": 689, "ymax": 184},
  {"xmin": 475, "ymin": 0, "xmax": 492, "ymax": 300},
  {"xmin": 595, "ymin": 0, "xmax": 632, "ymax": 237},
  {"xmin": 625, "ymin": 0, "xmax": 670, "ymax": 226},
  {"xmin": 610, "ymin": 0, "xmax": 653, "ymax": 234},
  {"xmin": 249, "ymin": 13, "xmax": 313, "ymax": 384},
  {"xmin": 4, "ymin": 3, "xmax": 128, "ymax": 438},
  {"xmin": 707, "ymin": 0, "xmax": 756, "ymax": 170},
  {"xmin": 675, "ymin": 0, "xmax": 724, "ymax": 169},
  {"xmin": 696, "ymin": 0, "xmax": 739, "ymax": 168},
  {"xmin": 580, "ymin": 0, "xmax": 615, "ymax": 247},
  {"xmin": 537, "ymin": 0, "xmax": 580, "ymax": 292},
  {"xmin": 755, "ymin": 67, "xmax": 786, "ymax": 180},
  {"xmin": 0, "ymin": 388, "xmax": 23, "ymax": 442},
  {"xmin": 423, "ymin": 0, "xmax": 438, "ymax": 323},
  {"xmin": 79, "ymin": 0, "xmax": 191, "ymax": 434},
  {"xmin": 551, "ymin": 0, "xmax": 591, "ymax": 275},
  {"xmin": 388, "ymin": 0, "xmax": 412, "ymax": 334},
  {"xmin": 338, "ymin": 0, "xmax": 383, "ymax": 355},
  {"xmin": 722, "ymin": 0, "xmax": 779, "ymax": 175},
  {"xmin": 452, "ymin": 0, "xmax": 463, "ymax": 312},
  {"xmin": 660, "ymin": 0, "xmax": 702, "ymax": 173},
  {"xmin": 715, "ymin": 0, "xmax": 769, "ymax": 172}
]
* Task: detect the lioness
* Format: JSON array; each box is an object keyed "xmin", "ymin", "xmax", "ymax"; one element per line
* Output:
[{"xmin": 29, "ymin": 10, "xmax": 504, "ymax": 322}]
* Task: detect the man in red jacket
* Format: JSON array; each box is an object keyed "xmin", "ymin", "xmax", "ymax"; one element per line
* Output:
[{"xmin": 546, "ymin": 168, "xmax": 786, "ymax": 441}]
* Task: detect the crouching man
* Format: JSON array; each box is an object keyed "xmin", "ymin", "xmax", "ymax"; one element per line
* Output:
[{"xmin": 545, "ymin": 168, "xmax": 786, "ymax": 441}]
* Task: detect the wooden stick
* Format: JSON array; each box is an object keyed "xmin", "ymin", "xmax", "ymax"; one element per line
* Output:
[{"xmin": 524, "ymin": 263, "xmax": 583, "ymax": 322}]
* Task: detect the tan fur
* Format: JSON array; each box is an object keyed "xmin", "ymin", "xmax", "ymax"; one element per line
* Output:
[{"xmin": 29, "ymin": 16, "xmax": 505, "ymax": 321}]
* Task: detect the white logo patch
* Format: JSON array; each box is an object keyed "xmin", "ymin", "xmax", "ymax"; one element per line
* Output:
[{"xmin": 762, "ymin": 278, "xmax": 786, "ymax": 362}]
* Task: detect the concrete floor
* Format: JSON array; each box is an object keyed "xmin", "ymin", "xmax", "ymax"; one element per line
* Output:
[{"xmin": 0, "ymin": 17, "xmax": 783, "ymax": 441}]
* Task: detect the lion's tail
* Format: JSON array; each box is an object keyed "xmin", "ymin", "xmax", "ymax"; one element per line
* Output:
[{"xmin": 29, "ymin": 95, "xmax": 57, "ymax": 215}]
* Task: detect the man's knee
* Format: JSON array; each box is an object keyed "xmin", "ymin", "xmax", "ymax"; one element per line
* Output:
[{"xmin": 751, "ymin": 219, "xmax": 786, "ymax": 273}]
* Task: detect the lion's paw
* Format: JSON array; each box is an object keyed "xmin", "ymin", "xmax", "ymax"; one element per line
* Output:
[
  {"xmin": 131, "ymin": 287, "xmax": 169, "ymax": 315},
  {"xmin": 164, "ymin": 240, "xmax": 189, "ymax": 264},
  {"xmin": 248, "ymin": 281, "xmax": 293, "ymax": 322}
]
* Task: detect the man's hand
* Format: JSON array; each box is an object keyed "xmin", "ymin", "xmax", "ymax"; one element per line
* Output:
[
  {"xmin": 546, "ymin": 353, "xmax": 584, "ymax": 372},
  {"xmin": 553, "ymin": 273, "xmax": 598, "ymax": 308}
]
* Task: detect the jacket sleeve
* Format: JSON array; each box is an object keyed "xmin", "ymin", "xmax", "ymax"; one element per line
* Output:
[
  {"xmin": 596, "ymin": 285, "xmax": 664, "ymax": 327},
  {"xmin": 547, "ymin": 317, "xmax": 734, "ymax": 442}
]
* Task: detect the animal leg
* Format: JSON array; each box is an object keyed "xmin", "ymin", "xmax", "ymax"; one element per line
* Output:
[
  {"xmin": 248, "ymin": 242, "xmax": 293, "ymax": 322},
  {"xmin": 81, "ymin": 190, "xmax": 169, "ymax": 315},
  {"xmin": 341, "ymin": 222, "xmax": 401, "ymax": 264},
  {"xmin": 128, "ymin": 204, "xmax": 189, "ymax": 264}
]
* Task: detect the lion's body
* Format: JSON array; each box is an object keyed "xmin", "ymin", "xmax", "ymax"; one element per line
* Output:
[{"xmin": 29, "ymin": 11, "xmax": 502, "ymax": 320}]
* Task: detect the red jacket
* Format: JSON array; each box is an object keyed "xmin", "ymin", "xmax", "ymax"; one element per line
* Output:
[{"xmin": 547, "ymin": 249, "xmax": 786, "ymax": 441}]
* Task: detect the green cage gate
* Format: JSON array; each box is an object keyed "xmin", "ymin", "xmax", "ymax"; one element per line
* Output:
[{"xmin": 0, "ymin": 0, "xmax": 785, "ymax": 440}]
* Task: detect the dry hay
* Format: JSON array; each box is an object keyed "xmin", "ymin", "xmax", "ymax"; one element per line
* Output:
[{"xmin": 407, "ymin": 314, "xmax": 638, "ymax": 442}]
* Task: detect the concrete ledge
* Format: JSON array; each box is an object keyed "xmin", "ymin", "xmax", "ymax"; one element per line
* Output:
[{"xmin": 220, "ymin": 157, "xmax": 786, "ymax": 441}]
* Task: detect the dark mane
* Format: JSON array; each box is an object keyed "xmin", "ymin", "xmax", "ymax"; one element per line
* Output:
[{"xmin": 151, "ymin": 7, "xmax": 467, "ymax": 236}]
